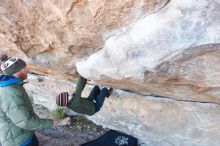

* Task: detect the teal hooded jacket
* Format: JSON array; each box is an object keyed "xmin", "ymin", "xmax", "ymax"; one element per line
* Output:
[{"xmin": 0, "ymin": 74, "xmax": 53, "ymax": 146}]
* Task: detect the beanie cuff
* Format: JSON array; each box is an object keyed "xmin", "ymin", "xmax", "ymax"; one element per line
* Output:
[{"xmin": 3, "ymin": 59, "xmax": 26, "ymax": 75}]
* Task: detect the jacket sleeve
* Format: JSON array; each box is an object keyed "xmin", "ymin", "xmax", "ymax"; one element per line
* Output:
[
  {"xmin": 74, "ymin": 75, "xmax": 87, "ymax": 99},
  {"xmin": 3, "ymin": 89, "xmax": 53, "ymax": 130}
]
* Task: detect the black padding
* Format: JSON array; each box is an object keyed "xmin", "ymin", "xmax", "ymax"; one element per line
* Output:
[{"xmin": 81, "ymin": 130, "xmax": 138, "ymax": 146}]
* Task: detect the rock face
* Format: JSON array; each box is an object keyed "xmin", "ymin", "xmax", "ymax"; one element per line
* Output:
[
  {"xmin": 77, "ymin": 0, "xmax": 220, "ymax": 103},
  {"xmin": 90, "ymin": 90, "xmax": 220, "ymax": 146},
  {"xmin": 0, "ymin": 0, "xmax": 168, "ymax": 75},
  {"xmin": 25, "ymin": 74, "xmax": 220, "ymax": 146},
  {"xmin": 75, "ymin": 0, "xmax": 220, "ymax": 145},
  {"xmin": 1, "ymin": 0, "xmax": 220, "ymax": 145}
]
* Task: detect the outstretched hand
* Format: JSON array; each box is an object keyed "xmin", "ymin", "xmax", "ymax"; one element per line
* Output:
[{"xmin": 53, "ymin": 117, "xmax": 71, "ymax": 128}]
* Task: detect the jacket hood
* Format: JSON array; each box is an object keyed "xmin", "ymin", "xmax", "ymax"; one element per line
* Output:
[{"xmin": 0, "ymin": 74, "xmax": 22, "ymax": 87}]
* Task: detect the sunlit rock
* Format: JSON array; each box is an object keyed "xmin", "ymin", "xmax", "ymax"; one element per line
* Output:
[
  {"xmin": 25, "ymin": 74, "xmax": 220, "ymax": 146},
  {"xmin": 77, "ymin": 0, "xmax": 220, "ymax": 104},
  {"xmin": 0, "ymin": 0, "xmax": 220, "ymax": 145},
  {"xmin": 0, "ymin": 0, "xmax": 168, "ymax": 75},
  {"xmin": 77, "ymin": 0, "xmax": 220, "ymax": 80}
]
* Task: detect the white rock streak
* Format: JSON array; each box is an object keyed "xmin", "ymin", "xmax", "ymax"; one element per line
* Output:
[{"xmin": 76, "ymin": 0, "xmax": 220, "ymax": 80}]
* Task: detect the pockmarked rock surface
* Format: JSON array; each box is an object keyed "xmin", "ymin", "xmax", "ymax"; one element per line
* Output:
[
  {"xmin": 0, "ymin": 0, "xmax": 169, "ymax": 75},
  {"xmin": 77, "ymin": 0, "xmax": 220, "ymax": 104},
  {"xmin": 0, "ymin": 0, "xmax": 220, "ymax": 145},
  {"xmin": 75, "ymin": 0, "xmax": 220, "ymax": 145},
  {"xmin": 25, "ymin": 74, "xmax": 220, "ymax": 145}
]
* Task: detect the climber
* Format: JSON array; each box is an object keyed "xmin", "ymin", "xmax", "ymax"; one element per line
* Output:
[
  {"xmin": 56, "ymin": 75, "xmax": 113, "ymax": 116},
  {"xmin": 0, "ymin": 54, "xmax": 67, "ymax": 146}
]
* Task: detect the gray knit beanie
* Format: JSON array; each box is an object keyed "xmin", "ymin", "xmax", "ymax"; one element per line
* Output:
[{"xmin": 0, "ymin": 55, "xmax": 26, "ymax": 75}]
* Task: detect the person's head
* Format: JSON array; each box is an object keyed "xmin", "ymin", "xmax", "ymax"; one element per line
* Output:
[
  {"xmin": 0, "ymin": 54, "xmax": 28, "ymax": 80},
  {"xmin": 56, "ymin": 92, "xmax": 69, "ymax": 107}
]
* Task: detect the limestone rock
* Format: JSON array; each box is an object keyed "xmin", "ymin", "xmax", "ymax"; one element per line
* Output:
[
  {"xmin": 89, "ymin": 89, "xmax": 220, "ymax": 146},
  {"xmin": 25, "ymin": 74, "xmax": 220, "ymax": 145},
  {"xmin": 0, "ymin": 0, "xmax": 168, "ymax": 75},
  {"xmin": 0, "ymin": 0, "xmax": 220, "ymax": 145},
  {"xmin": 77, "ymin": 0, "xmax": 220, "ymax": 104}
]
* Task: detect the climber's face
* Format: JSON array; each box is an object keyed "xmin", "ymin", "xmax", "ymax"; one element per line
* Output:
[{"xmin": 13, "ymin": 67, "xmax": 29, "ymax": 80}]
